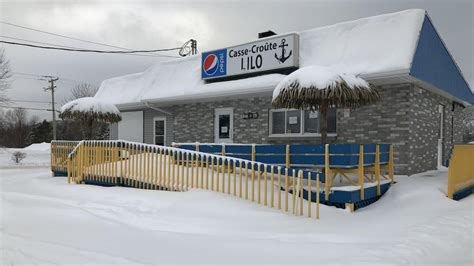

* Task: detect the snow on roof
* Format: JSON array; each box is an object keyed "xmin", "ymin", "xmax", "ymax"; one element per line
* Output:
[
  {"xmin": 61, "ymin": 97, "xmax": 120, "ymax": 115},
  {"xmin": 298, "ymin": 9, "xmax": 425, "ymax": 75},
  {"xmin": 95, "ymin": 9, "xmax": 426, "ymax": 106},
  {"xmin": 94, "ymin": 72, "xmax": 145, "ymax": 105},
  {"xmin": 272, "ymin": 66, "xmax": 371, "ymax": 101},
  {"xmin": 140, "ymin": 56, "xmax": 285, "ymax": 103}
]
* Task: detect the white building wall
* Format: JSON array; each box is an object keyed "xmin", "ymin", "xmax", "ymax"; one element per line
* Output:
[{"xmin": 117, "ymin": 111, "xmax": 143, "ymax": 142}]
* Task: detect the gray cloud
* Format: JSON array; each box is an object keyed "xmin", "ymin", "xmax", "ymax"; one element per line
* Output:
[{"xmin": 0, "ymin": 0, "xmax": 472, "ymax": 120}]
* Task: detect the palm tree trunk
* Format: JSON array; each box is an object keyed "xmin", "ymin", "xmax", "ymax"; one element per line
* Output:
[
  {"xmin": 88, "ymin": 119, "xmax": 94, "ymax": 139},
  {"xmin": 80, "ymin": 119, "xmax": 87, "ymax": 140},
  {"xmin": 319, "ymin": 100, "xmax": 328, "ymax": 144},
  {"xmin": 80, "ymin": 118, "xmax": 94, "ymax": 140}
]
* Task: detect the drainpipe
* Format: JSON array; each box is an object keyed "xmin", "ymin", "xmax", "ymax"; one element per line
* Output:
[
  {"xmin": 451, "ymin": 102, "xmax": 455, "ymax": 145},
  {"xmin": 145, "ymin": 102, "xmax": 172, "ymax": 115}
]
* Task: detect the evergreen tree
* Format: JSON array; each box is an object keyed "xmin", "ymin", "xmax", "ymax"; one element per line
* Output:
[{"xmin": 28, "ymin": 120, "xmax": 53, "ymax": 144}]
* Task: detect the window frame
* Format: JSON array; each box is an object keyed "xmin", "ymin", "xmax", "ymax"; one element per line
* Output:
[
  {"xmin": 153, "ymin": 116, "xmax": 166, "ymax": 146},
  {"xmin": 269, "ymin": 108, "xmax": 337, "ymax": 138}
]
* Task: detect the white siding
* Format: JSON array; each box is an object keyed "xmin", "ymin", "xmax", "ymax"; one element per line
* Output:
[
  {"xmin": 118, "ymin": 111, "xmax": 143, "ymax": 142},
  {"xmin": 144, "ymin": 109, "xmax": 174, "ymax": 146},
  {"xmin": 109, "ymin": 123, "xmax": 118, "ymax": 140}
]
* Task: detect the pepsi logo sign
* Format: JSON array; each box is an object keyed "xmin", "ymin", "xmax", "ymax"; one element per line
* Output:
[
  {"xmin": 203, "ymin": 54, "xmax": 219, "ymax": 75},
  {"xmin": 201, "ymin": 49, "xmax": 227, "ymax": 79}
]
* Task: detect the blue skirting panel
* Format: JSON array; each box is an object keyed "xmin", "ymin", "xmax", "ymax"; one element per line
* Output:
[
  {"xmin": 82, "ymin": 176, "xmax": 178, "ymax": 191},
  {"xmin": 296, "ymin": 182, "xmax": 391, "ymax": 210},
  {"xmin": 52, "ymin": 170, "xmax": 68, "ymax": 177},
  {"xmin": 78, "ymin": 174, "xmax": 390, "ymax": 210},
  {"xmin": 452, "ymin": 185, "xmax": 474, "ymax": 201}
]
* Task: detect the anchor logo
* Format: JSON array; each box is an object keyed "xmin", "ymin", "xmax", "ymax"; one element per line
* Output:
[{"xmin": 274, "ymin": 38, "xmax": 292, "ymax": 64}]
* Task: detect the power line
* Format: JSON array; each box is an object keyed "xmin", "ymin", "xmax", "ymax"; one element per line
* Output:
[
  {"xmin": 57, "ymin": 79, "xmax": 81, "ymax": 85},
  {"xmin": 0, "ymin": 40, "xmax": 182, "ymax": 54},
  {"xmin": 0, "ymin": 105, "xmax": 59, "ymax": 112},
  {"xmin": 0, "ymin": 35, "xmax": 178, "ymax": 58},
  {"xmin": 1, "ymin": 20, "xmax": 145, "ymax": 51},
  {"xmin": 1, "ymin": 35, "xmax": 86, "ymax": 50},
  {"xmin": 0, "ymin": 20, "xmax": 193, "ymax": 58},
  {"xmin": 12, "ymin": 72, "xmax": 87, "ymax": 84},
  {"xmin": 9, "ymin": 99, "xmax": 55, "ymax": 104},
  {"xmin": 11, "ymin": 74, "xmax": 82, "ymax": 85},
  {"xmin": 11, "ymin": 76, "xmax": 43, "ymax": 82},
  {"xmin": 12, "ymin": 72, "xmax": 42, "ymax": 77}
]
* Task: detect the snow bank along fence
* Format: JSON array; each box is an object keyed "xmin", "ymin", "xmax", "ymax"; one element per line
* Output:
[
  {"xmin": 447, "ymin": 144, "xmax": 474, "ymax": 200},
  {"xmin": 51, "ymin": 141, "xmax": 80, "ymax": 175},
  {"xmin": 174, "ymin": 143, "xmax": 394, "ymax": 211},
  {"xmin": 57, "ymin": 140, "xmax": 322, "ymax": 218}
]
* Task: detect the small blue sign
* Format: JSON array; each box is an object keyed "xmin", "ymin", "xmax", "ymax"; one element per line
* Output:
[{"xmin": 201, "ymin": 49, "xmax": 227, "ymax": 79}]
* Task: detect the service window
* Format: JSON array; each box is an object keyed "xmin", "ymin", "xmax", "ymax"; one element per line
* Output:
[
  {"xmin": 270, "ymin": 109, "xmax": 336, "ymax": 136},
  {"xmin": 154, "ymin": 117, "xmax": 166, "ymax": 146}
]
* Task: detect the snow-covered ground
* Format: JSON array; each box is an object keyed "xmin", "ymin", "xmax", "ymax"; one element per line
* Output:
[
  {"xmin": 0, "ymin": 143, "xmax": 50, "ymax": 169},
  {"xmin": 1, "ymin": 145, "xmax": 473, "ymax": 265}
]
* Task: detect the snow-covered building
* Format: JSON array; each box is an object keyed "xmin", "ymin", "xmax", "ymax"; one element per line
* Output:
[{"xmin": 95, "ymin": 9, "xmax": 473, "ymax": 175}]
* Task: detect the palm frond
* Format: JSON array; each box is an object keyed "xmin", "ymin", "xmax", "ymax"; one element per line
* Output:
[{"xmin": 272, "ymin": 78, "xmax": 380, "ymax": 111}]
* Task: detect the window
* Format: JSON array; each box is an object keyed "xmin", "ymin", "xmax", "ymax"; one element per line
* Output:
[
  {"xmin": 269, "ymin": 109, "xmax": 336, "ymax": 136},
  {"xmin": 153, "ymin": 117, "xmax": 166, "ymax": 146},
  {"xmin": 304, "ymin": 111, "xmax": 319, "ymax": 133},
  {"xmin": 286, "ymin": 110, "xmax": 301, "ymax": 134}
]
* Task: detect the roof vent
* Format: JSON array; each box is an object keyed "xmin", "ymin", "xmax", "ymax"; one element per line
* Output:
[{"xmin": 258, "ymin": 30, "xmax": 277, "ymax": 39}]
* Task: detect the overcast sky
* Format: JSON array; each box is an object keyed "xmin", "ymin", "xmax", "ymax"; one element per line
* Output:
[{"xmin": 0, "ymin": 0, "xmax": 472, "ymax": 120}]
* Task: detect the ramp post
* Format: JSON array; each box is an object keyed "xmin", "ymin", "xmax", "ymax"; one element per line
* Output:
[
  {"xmin": 375, "ymin": 144, "xmax": 381, "ymax": 196},
  {"xmin": 324, "ymin": 144, "xmax": 330, "ymax": 201},
  {"xmin": 358, "ymin": 145, "xmax": 365, "ymax": 200}
]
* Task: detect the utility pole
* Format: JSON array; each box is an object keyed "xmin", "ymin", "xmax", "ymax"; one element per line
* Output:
[{"xmin": 42, "ymin": 76, "xmax": 59, "ymax": 140}]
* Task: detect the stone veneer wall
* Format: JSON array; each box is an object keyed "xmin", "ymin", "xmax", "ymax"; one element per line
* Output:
[
  {"xmin": 172, "ymin": 97, "xmax": 272, "ymax": 144},
  {"xmin": 111, "ymin": 83, "xmax": 465, "ymax": 175},
  {"xmin": 407, "ymin": 86, "xmax": 464, "ymax": 174},
  {"xmin": 337, "ymin": 83, "xmax": 465, "ymax": 174},
  {"xmin": 170, "ymin": 84, "xmax": 419, "ymax": 174},
  {"xmin": 336, "ymin": 84, "xmax": 412, "ymax": 174}
]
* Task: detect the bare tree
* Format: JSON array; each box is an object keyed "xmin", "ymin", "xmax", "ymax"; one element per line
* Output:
[
  {"xmin": 12, "ymin": 151, "xmax": 26, "ymax": 164},
  {"xmin": 0, "ymin": 108, "xmax": 32, "ymax": 147},
  {"xmin": 0, "ymin": 48, "xmax": 11, "ymax": 103},
  {"xmin": 62, "ymin": 83, "xmax": 98, "ymax": 105},
  {"xmin": 60, "ymin": 83, "xmax": 109, "ymax": 140}
]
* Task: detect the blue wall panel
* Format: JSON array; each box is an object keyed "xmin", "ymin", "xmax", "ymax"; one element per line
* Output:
[{"xmin": 410, "ymin": 15, "xmax": 474, "ymax": 104}]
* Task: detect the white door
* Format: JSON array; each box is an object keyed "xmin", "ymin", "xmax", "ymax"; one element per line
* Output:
[
  {"xmin": 214, "ymin": 108, "xmax": 233, "ymax": 143},
  {"xmin": 437, "ymin": 104, "xmax": 444, "ymax": 168}
]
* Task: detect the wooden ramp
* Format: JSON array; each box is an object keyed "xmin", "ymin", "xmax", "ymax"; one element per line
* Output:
[{"xmin": 52, "ymin": 140, "xmax": 394, "ymax": 215}]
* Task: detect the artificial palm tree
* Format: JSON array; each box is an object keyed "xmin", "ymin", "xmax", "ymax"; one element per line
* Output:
[
  {"xmin": 59, "ymin": 97, "xmax": 121, "ymax": 140},
  {"xmin": 272, "ymin": 65, "xmax": 380, "ymax": 143}
]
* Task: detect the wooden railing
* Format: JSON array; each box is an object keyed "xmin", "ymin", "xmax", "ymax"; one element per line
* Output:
[
  {"xmin": 66, "ymin": 140, "xmax": 322, "ymax": 218},
  {"xmin": 447, "ymin": 144, "xmax": 474, "ymax": 200},
  {"xmin": 51, "ymin": 141, "xmax": 80, "ymax": 174}
]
